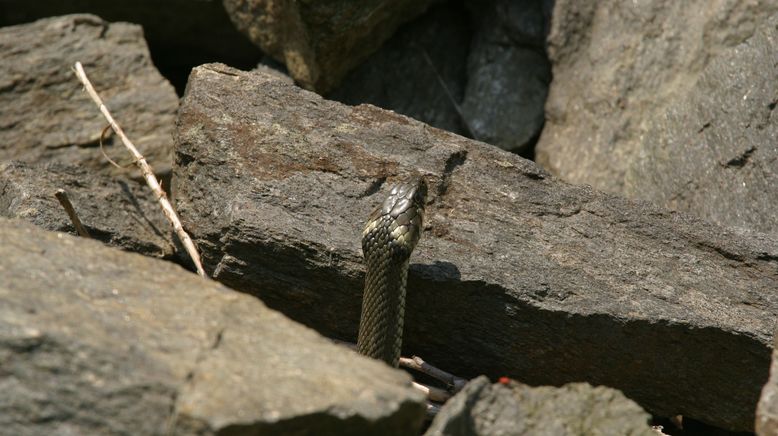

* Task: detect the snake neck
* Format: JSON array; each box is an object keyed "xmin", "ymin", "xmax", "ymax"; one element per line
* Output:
[
  {"xmin": 356, "ymin": 256, "xmax": 410, "ymax": 367},
  {"xmin": 356, "ymin": 176, "xmax": 426, "ymax": 367}
]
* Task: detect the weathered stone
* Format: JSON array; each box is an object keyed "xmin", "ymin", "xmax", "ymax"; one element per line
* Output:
[
  {"xmin": 0, "ymin": 161, "xmax": 175, "ymax": 259},
  {"xmin": 329, "ymin": 0, "xmax": 551, "ymax": 155},
  {"xmin": 329, "ymin": 3, "xmax": 471, "ymax": 137},
  {"xmin": 425, "ymin": 376, "xmax": 654, "ymax": 436},
  {"xmin": 0, "ymin": 218, "xmax": 425, "ymax": 435},
  {"xmin": 174, "ymin": 64, "xmax": 778, "ymax": 431},
  {"xmin": 0, "ymin": 1, "xmax": 262, "ymax": 95},
  {"xmin": 221, "ymin": 0, "xmax": 438, "ymax": 93},
  {"xmin": 535, "ymin": 0, "xmax": 778, "ymax": 194},
  {"xmin": 757, "ymin": 336, "xmax": 778, "ymax": 435},
  {"xmin": 0, "ymin": 14, "xmax": 177, "ymax": 177},
  {"xmin": 625, "ymin": 13, "xmax": 778, "ymax": 234},
  {"xmin": 460, "ymin": 0, "xmax": 551, "ymax": 154}
]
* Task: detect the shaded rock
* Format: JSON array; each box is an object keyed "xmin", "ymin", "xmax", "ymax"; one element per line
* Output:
[
  {"xmin": 0, "ymin": 218, "xmax": 425, "ymax": 435},
  {"xmin": 222, "ymin": 0, "xmax": 438, "ymax": 93},
  {"xmin": 425, "ymin": 376, "xmax": 654, "ymax": 436},
  {"xmin": 329, "ymin": 2, "xmax": 471, "ymax": 137},
  {"xmin": 535, "ymin": 0, "xmax": 778, "ymax": 193},
  {"xmin": 757, "ymin": 336, "xmax": 778, "ymax": 435},
  {"xmin": 0, "ymin": 1, "xmax": 262, "ymax": 95},
  {"xmin": 625, "ymin": 13, "xmax": 778, "ymax": 234},
  {"xmin": 173, "ymin": 63, "xmax": 778, "ymax": 431},
  {"xmin": 0, "ymin": 161, "xmax": 175, "ymax": 259},
  {"xmin": 461, "ymin": 0, "xmax": 551, "ymax": 154},
  {"xmin": 0, "ymin": 14, "xmax": 177, "ymax": 177}
]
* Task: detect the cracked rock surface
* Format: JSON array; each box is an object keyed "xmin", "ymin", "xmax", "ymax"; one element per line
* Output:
[
  {"xmin": 425, "ymin": 376, "xmax": 654, "ymax": 436},
  {"xmin": 625, "ymin": 13, "xmax": 778, "ymax": 234},
  {"xmin": 0, "ymin": 14, "xmax": 177, "ymax": 178},
  {"xmin": 0, "ymin": 218, "xmax": 425, "ymax": 435},
  {"xmin": 0, "ymin": 161, "xmax": 175, "ymax": 259},
  {"xmin": 536, "ymin": 0, "xmax": 778, "ymax": 195},
  {"xmin": 174, "ymin": 63, "xmax": 778, "ymax": 432}
]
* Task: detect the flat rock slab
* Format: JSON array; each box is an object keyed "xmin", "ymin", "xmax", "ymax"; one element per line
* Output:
[
  {"xmin": 0, "ymin": 218, "xmax": 425, "ymax": 435},
  {"xmin": 0, "ymin": 14, "xmax": 177, "ymax": 177},
  {"xmin": 0, "ymin": 161, "xmax": 175, "ymax": 258},
  {"xmin": 425, "ymin": 376, "xmax": 654, "ymax": 436},
  {"xmin": 174, "ymin": 63, "xmax": 778, "ymax": 431},
  {"xmin": 625, "ymin": 13, "xmax": 778, "ymax": 234}
]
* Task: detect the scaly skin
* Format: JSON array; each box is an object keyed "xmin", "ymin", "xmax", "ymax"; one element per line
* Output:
[{"xmin": 356, "ymin": 176, "xmax": 427, "ymax": 367}]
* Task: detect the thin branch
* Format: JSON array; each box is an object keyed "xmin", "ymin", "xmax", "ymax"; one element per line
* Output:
[
  {"xmin": 332, "ymin": 338, "xmax": 469, "ymax": 407},
  {"xmin": 73, "ymin": 61, "xmax": 206, "ymax": 278},
  {"xmin": 400, "ymin": 355, "xmax": 468, "ymax": 393},
  {"xmin": 415, "ymin": 44, "xmax": 477, "ymax": 140},
  {"xmin": 54, "ymin": 189, "xmax": 91, "ymax": 238},
  {"xmin": 412, "ymin": 381, "xmax": 452, "ymax": 403},
  {"xmin": 425, "ymin": 402, "xmax": 441, "ymax": 420},
  {"xmin": 99, "ymin": 124, "xmax": 133, "ymax": 169}
]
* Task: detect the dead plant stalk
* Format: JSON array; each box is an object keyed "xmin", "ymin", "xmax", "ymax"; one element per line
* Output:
[{"xmin": 73, "ymin": 61, "xmax": 206, "ymax": 277}]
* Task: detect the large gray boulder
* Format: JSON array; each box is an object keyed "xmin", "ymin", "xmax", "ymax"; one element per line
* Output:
[
  {"xmin": 330, "ymin": 0, "xmax": 551, "ymax": 155},
  {"xmin": 460, "ymin": 0, "xmax": 551, "ymax": 154},
  {"xmin": 0, "ymin": 218, "xmax": 425, "ymax": 435},
  {"xmin": 173, "ymin": 63, "xmax": 778, "ymax": 431},
  {"xmin": 0, "ymin": 161, "xmax": 175, "ymax": 259},
  {"xmin": 222, "ymin": 0, "xmax": 438, "ymax": 93},
  {"xmin": 0, "ymin": 14, "xmax": 177, "ymax": 177},
  {"xmin": 329, "ymin": 3, "xmax": 471, "ymax": 138},
  {"xmin": 535, "ymin": 0, "xmax": 778, "ymax": 194},
  {"xmin": 425, "ymin": 376, "xmax": 654, "ymax": 436},
  {"xmin": 625, "ymin": 13, "xmax": 778, "ymax": 234}
]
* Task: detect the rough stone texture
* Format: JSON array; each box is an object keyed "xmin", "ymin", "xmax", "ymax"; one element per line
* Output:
[
  {"xmin": 222, "ymin": 0, "xmax": 438, "ymax": 93},
  {"xmin": 535, "ymin": 0, "xmax": 778, "ymax": 194},
  {"xmin": 0, "ymin": 1, "xmax": 262, "ymax": 95},
  {"xmin": 0, "ymin": 218, "xmax": 425, "ymax": 436},
  {"xmin": 625, "ymin": 14, "xmax": 778, "ymax": 235},
  {"xmin": 757, "ymin": 336, "xmax": 778, "ymax": 435},
  {"xmin": 461, "ymin": 0, "xmax": 551, "ymax": 154},
  {"xmin": 329, "ymin": 3, "xmax": 471, "ymax": 137},
  {"xmin": 0, "ymin": 14, "xmax": 178, "ymax": 177},
  {"xmin": 174, "ymin": 64, "xmax": 778, "ymax": 432},
  {"xmin": 425, "ymin": 376, "xmax": 654, "ymax": 436},
  {"xmin": 0, "ymin": 161, "xmax": 175, "ymax": 259},
  {"xmin": 330, "ymin": 0, "xmax": 552, "ymax": 155}
]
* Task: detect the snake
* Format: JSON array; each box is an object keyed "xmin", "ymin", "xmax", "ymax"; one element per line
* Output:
[{"xmin": 356, "ymin": 176, "xmax": 427, "ymax": 367}]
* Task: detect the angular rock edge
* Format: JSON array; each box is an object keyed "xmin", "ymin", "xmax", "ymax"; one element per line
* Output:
[
  {"xmin": 173, "ymin": 63, "xmax": 778, "ymax": 431},
  {"xmin": 0, "ymin": 218, "xmax": 425, "ymax": 435},
  {"xmin": 425, "ymin": 376, "xmax": 654, "ymax": 436}
]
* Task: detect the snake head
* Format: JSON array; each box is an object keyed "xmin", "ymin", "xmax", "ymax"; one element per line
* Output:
[{"xmin": 362, "ymin": 176, "xmax": 427, "ymax": 259}]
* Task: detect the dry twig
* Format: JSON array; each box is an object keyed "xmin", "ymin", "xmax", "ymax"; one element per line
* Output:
[
  {"xmin": 332, "ymin": 338, "xmax": 468, "ymax": 415},
  {"xmin": 54, "ymin": 189, "xmax": 91, "ymax": 238},
  {"xmin": 400, "ymin": 355, "xmax": 468, "ymax": 393},
  {"xmin": 73, "ymin": 61, "xmax": 206, "ymax": 277},
  {"xmin": 412, "ymin": 381, "xmax": 452, "ymax": 403}
]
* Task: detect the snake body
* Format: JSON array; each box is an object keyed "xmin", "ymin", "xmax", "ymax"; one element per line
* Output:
[{"xmin": 357, "ymin": 176, "xmax": 427, "ymax": 367}]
